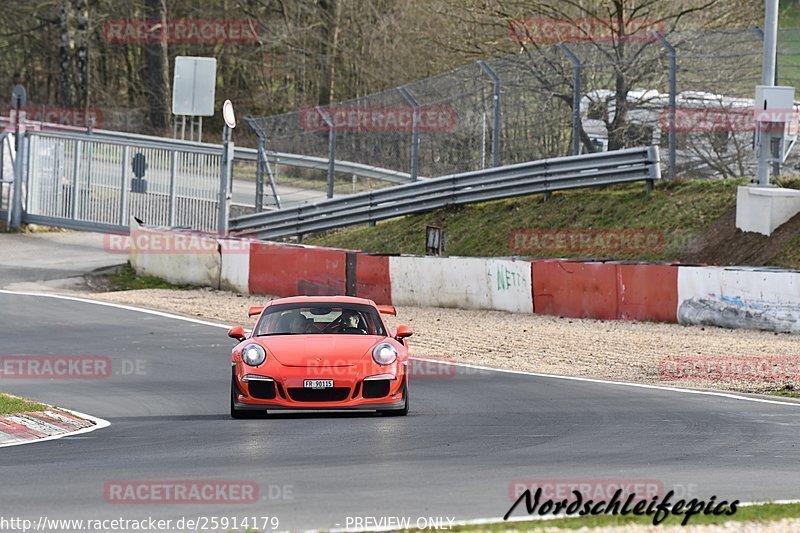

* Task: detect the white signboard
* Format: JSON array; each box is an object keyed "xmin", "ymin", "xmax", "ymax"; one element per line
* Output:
[{"xmin": 172, "ymin": 57, "xmax": 217, "ymax": 116}]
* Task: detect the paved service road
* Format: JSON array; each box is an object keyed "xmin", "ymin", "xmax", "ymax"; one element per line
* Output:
[
  {"xmin": 0, "ymin": 291, "xmax": 799, "ymax": 531},
  {"xmin": 0, "ymin": 232, "xmax": 122, "ymax": 291},
  {"xmin": 231, "ymin": 178, "xmax": 344, "ymax": 209}
]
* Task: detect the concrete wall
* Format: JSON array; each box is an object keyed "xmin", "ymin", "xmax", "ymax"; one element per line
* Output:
[
  {"xmin": 219, "ymin": 238, "xmax": 250, "ymax": 293},
  {"xmin": 130, "ymin": 221, "xmax": 251, "ymax": 291},
  {"xmin": 677, "ymin": 266, "xmax": 800, "ymax": 333},
  {"xmin": 389, "ymin": 256, "xmax": 532, "ymax": 312},
  {"xmin": 128, "ymin": 225, "xmax": 800, "ymax": 335}
]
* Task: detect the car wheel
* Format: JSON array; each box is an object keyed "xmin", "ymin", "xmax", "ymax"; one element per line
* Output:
[
  {"xmin": 380, "ymin": 384, "xmax": 409, "ymax": 417},
  {"xmin": 230, "ymin": 373, "xmax": 261, "ymax": 419}
]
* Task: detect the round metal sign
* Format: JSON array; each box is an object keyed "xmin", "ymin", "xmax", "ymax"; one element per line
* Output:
[
  {"xmin": 11, "ymin": 84, "xmax": 26, "ymax": 109},
  {"xmin": 222, "ymin": 99, "xmax": 236, "ymax": 128}
]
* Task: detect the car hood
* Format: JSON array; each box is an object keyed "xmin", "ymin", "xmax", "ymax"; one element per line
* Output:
[{"xmin": 260, "ymin": 335, "xmax": 383, "ymax": 367}]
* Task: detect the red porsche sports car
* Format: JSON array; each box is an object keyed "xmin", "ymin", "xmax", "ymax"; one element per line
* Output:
[{"xmin": 228, "ymin": 296, "xmax": 413, "ymax": 418}]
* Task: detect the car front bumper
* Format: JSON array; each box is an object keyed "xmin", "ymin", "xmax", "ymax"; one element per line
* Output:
[{"xmin": 232, "ymin": 359, "xmax": 407, "ymax": 411}]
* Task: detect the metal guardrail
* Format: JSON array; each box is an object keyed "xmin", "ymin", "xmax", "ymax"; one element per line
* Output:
[{"xmin": 230, "ymin": 146, "xmax": 661, "ymax": 239}]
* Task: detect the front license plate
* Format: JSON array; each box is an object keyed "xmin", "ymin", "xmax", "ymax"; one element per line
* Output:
[{"xmin": 304, "ymin": 379, "xmax": 334, "ymax": 389}]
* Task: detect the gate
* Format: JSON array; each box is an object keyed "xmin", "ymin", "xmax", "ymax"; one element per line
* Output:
[{"xmin": 20, "ymin": 130, "xmax": 228, "ymax": 234}]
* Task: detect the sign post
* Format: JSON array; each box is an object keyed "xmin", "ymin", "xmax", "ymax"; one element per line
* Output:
[
  {"xmin": 218, "ymin": 99, "xmax": 236, "ymax": 236},
  {"xmin": 10, "ymin": 84, "xmax": 27, "ymax": 228}
]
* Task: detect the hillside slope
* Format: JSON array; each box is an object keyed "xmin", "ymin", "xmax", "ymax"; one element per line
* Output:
[{"xmin": 306, "ymin": 179, "xmax": 800, "ymax": 270}]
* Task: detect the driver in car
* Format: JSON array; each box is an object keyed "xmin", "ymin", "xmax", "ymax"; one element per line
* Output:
[
  {"xmin": 339, "ymin": 310, "xmax": 366, "ymax": 334},
  {"xmin": 288, "ymin": 313, "xmax": 309, "ymax": 334}
]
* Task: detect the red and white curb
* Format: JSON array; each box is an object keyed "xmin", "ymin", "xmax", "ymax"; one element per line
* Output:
[{"xmin": 0, "ymin": 407, "xmax": 109, "ymax": 448}]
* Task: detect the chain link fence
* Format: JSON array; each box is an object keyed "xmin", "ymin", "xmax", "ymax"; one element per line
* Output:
[{"xmin": 247, "ymin": 28, "xmax": 800, "ymax": 203}]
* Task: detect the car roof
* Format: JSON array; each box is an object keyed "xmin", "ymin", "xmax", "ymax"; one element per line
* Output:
[{"xmin": 265, "ymin": 295, "xmax": 377, "ymax": 308}]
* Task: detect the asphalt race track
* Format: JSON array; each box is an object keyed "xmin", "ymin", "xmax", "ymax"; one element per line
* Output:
[{"xmin": 1, "ymin": 291, "xmax": 800, "ymax": 531}]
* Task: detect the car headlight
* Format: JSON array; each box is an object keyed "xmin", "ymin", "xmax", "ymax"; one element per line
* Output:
[
  {"xmin": 241, "ymin": 343, "xmax": 266, "ymax": 366},
  {"xmin": 372, "ymin": 343, "xmax": 397, "ymax": 365}
]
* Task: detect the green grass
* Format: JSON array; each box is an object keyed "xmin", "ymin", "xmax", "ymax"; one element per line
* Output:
[
  {"xmin": 307, "ymin": 179, "xmax": 744, "ymax": 260},
  {"xmin": 0, "ymin": 393, "xmax": 45, "ymax": 415},
  {"xmin": 429, "ymin": 502, "xmax": 800, "ymax": 531},
  {"xmin": 103, "ymin": 262, "xmax": 193, "ymax": 291},
  {"xmin": 769, "ymin": 385, "xmax": 800, "ymax": 399}
]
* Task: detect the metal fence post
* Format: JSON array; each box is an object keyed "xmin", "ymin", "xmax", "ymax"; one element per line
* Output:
[
  {"xmin": 316, "ymin": 107, "xmax": 336, "ymax": 198},
  {"xmin": 0, "ymin": 135, "xmax": 5, "ymax": 217},
  {"xmin": 10, "ymin": 132, "xmax": 26, "ymax": 228},
  {"xmin": 557, "ymin": 44, "xmax": 582, "ymax": 157},
  {"xmin": 244, "ymin": 116, "xmax": 281, "ymax": 210},
  {"xmin": 119, "ymin": 145, "xmax": 129, "ymax": 226},
  {"xmin": 655, "ymin": 33, "xmax": 677, "ymax": 180},
  {"xmin": 70, "ymin": 140, "xmax": 82, "ymax": 219},
  {"xmin": 255, "ymin": 143, "xmax": 265, "ymax": 211},
  {"xmin": 218, "ymin": 126, "xmax": 233, "ymax": 236},
  {"xmin": 398, "ymin": 87, "xmax": 420, "ymax": 181},
  {"xmin": 477, "ymin": 60, "xmax": 501, "ymax": 167},
  {"xmin": 168, "ymin": 150, "xmax": 177, "ymax": 227}
]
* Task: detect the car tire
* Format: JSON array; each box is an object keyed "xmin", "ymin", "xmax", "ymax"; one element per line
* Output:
[
  {"xmin": 230, "ymin": 373, "xmax": 261, "ymax": 419},
  {"xmin": 380, "ymin": 383, "xmax": 409, "ymax": 417}
]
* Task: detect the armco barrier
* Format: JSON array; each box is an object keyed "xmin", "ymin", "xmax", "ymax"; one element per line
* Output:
[
  {"xmin": 677, "ymin": 266, "xmax": 800, "ymax": 333},
  {"xmin": 389, "ymin": 256, "xmax": 533, "ymax": 312}
]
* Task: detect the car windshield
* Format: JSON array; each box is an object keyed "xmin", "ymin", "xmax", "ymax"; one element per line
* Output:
[{"xmin": 254, "ymin": 303, "xmax": 386, "ymax": 336}]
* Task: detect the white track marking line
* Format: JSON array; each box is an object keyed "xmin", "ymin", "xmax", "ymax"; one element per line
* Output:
[{"xmin": 2, "ymin": 289, "xmax": 799, "ymax": 408}]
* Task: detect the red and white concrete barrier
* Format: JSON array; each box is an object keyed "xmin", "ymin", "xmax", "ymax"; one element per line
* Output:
[{"xmin": 127, "ymin": 226, "xmax": 800, "ymax": 333}]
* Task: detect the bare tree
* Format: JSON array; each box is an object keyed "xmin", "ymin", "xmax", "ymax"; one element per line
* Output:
[
  {"xmin": 317, "ymin": 0, "xmax": 342, "ymax": 105},
  {"xmin": 72, "ymin": 0, "xmax": 89, "ymax": 108},
  {"xmin": 143, "ymin": 0, "xmax": 170, "ymax": 131},
  {"xmin": 58, "ymin": 0, "xmax": 75, "ymax": 106}
]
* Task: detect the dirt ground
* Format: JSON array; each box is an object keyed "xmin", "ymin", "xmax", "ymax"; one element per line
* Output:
[
  {"xmin": 79, "ymin": 287, "xmax": 800, "ymax": 396},
  {"xmin": 680, "ymin": 207, "xmax": 800, "ymax": 266}
]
